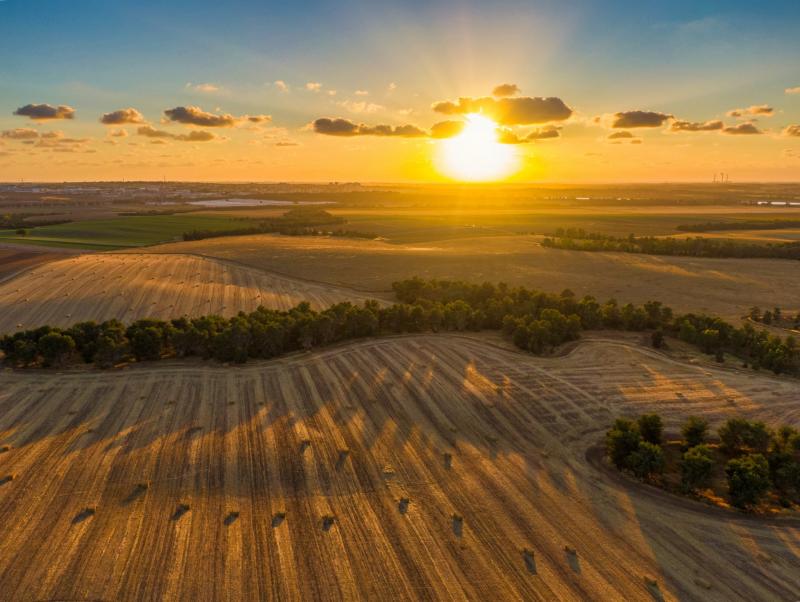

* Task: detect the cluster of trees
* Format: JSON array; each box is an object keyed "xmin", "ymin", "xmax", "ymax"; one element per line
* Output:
[
  {"xmin": 183, "ymin": 208, "xmax": 351, "ymax": 241},
  {"xmin": 606, "ymin": 415, "xmax": 800, "ymax": 509},
  {"xmin": 749, "ymin": 306, "xmax": 800, "ymax": 330},
  {"xmin": 394, "ymin": 278, "xmax": 798, "ymax": 374},
  {"xmin": 1, "ymin": 278, "xmax": 797, "ymax": 376},
  {"xmin": 542, "ymin": 230, "xmax": 800, "ymax": 260},
  {"xmin": 677, "ymin": 219, "xmax": 800, "ymax": 232}
]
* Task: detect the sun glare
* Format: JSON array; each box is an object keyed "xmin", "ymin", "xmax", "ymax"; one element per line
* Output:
[{"xmin": 437, "ymin": 113, "xmax": 519, "ymax": 182}]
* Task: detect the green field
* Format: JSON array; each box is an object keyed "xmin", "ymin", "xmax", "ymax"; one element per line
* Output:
[{"xmin": 0, "ymin": 215, "xmax": 250, "ymax": 250}]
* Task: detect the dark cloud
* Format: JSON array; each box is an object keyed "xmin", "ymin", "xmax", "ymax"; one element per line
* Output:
[
  {"xmin": 312, "ymin": 118, "xmax": 426, "ymax": 137},
  {"xmin": 610, "ymin": 111, "xmax": 672, "ymax": 128},
  {"xmin": 137, "ymin": 125, "xmax": 217, "ymax": 141},
  {"xmin": 430, "ymin": 120, "xmax": 464, "ymax": 139},
  {"xmin": 14, "ymin": 103, "xmax": 75, "ymax": 120},
  {"xmin": 163, "ymin": 106, "xmax": 238, "ymax": 127},
  {"xmin": 246, "ymin": 114, "xmax": 272, "ymax": 123},
  {"xmin": 492, "ymin": 83, "xmax": 520, "ymax": 97},
  {"xmin": 1, "ymin": 128, "xmax": 39, "ymax": 140},
  {"xmin": 432, "ymin": 96, "xmax": 573, "ymax": 125},
  {"xmin": 722, "ymin": 123, "xmax": 762, "ymax": 135},
  {"xmin": 100, "ymin": 108, "xmax": 145, "ymax": 125},
  {"xmin": 782, "ymin": 125, "xmax": 800, "ymax": 137},
  {"xmin": 14, "ymin": 104, "xmax": 75, "ymax": 121},
  {"xmin": 669, "ymin": 119, "xmax": 723, "ymax": 132},
  {"xmin": 275, "ymin": 141, "xmax": 299, "ymax": 147},
  {"xmin": 727, "ymin": 105, "xmax": 774, "ymax": 118}
]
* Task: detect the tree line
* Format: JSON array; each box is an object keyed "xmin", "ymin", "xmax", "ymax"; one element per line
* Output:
[
  {"xmin": 542, "ymin": 228, "xmax": 800, "ymax": 260},
  {"xmin": 677, "ymin": 219, "xmax": 800, "ymax": 232},
  {"xmin": 1, "ymin": 278, "xmax": 797, "ymax": 375},
  {"xmin": 606, "ymin": 414, "xmax": 800, "ymax": 509}
]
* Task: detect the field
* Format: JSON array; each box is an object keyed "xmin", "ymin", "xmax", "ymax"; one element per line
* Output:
[
  {"xmin": 0, "ymin": 253, "xmax": 385, "ymax": 333},
  {"xmin": 141, "ymin": 234, "xmax": 800, "ymax": 321},
  {"xmin": 0, "ymin": 246, "xmax": 72, "ymax": 282},
  {"xmin": 0, "ymin": 215, "xmax": 249, "ymax": 250},
  {"xmin": 0, "ymin": 335, "xmax": 798, "ymax": 600}
]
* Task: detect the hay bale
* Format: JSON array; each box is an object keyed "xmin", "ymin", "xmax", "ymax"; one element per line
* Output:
[
  {"xmin": 0, "ymin": 445, "xmax": 11, "ymax": 453},
  {"xmin": 272, "ymin": 511, "xmax": 286, "ymax": 527},
  {"xmin": 322, "ymin": 515, "xmax": 336, "ymax": 531},
  {"xmin": 443, "ymin": 453, "xmax": 453, "ymax": 469},
  {"xmin": 398, "ymin": 498, "xmax": 410, "ymax": 514}
]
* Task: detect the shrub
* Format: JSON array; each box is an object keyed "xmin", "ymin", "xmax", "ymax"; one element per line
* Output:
[
  {"xmin": 637, "ymin": 414, "xmax": 663, "ymax": 445},
  {"xmin": 626, "ymin": 441, "xmax": 665, "ymax": 481},
  {"xmin": 681, "ymin": 416, "xmax": 709, "ymax": 448},
  {"xmin": 725, "ymin": 454, "xmax": 771, "ymax": 509},
  {"xmin": 681, "ymin": 445, "xmax": 715, "ymax": 491},
  {"xmin": 651, "ymin": 329, "xmax": 664, "ymax": 349},
  {"xmin": 606, "ymin": 418, "xmax": 642, "ymax": 469}
]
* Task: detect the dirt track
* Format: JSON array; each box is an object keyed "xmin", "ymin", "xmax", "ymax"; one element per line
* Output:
[
  {"xmin": 0, "ymin": 253, "xmax": 386, "ymax": 333},
  {"xmin": 0, "ymin": 336, "xmax": 797, "ymax": 601}
]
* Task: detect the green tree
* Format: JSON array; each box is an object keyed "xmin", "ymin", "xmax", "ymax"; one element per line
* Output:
[
  {"xmin": 37, "ymin": 332, "xmax": 76, "ymax": 367},
  {"xmin": 626, "ymin": 441, "xmax": 665, "ymax": 481},
  {"xmin": 606, "ymin": 418, "xmax": 642, "ymax": 469},
  {"xmin": 637, "ymin": 414, "xmax": 663, "ymax": 445},
  {"xmin": 130, "ymin": 326, "xmax": 164, "ymax": 361},
  {"xmin": 681, "ymin": 445, "xmax": 715, "ymax": 492},
  {"xmin": 719, "ymin": 418, "xmax": 770, "ymax": 456},
  {"xmin": 725, "ymin": 454, "xmax": 771, "ymax": 509},
  {"xmin": 681, "ymin": 416, "xmax": 709, "ymax": 448}
]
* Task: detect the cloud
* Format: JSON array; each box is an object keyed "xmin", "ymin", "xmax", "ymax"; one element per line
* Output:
[
  {"xmin": 608, "ymin": 110, "xmax": 672, "ymax": 128},
  {"xmin": 1, "ymin": 128, "xmax": 39, "ymax": 140},
  {"xmin": 274, "ymin": 80, "xmax": 289, "ymax": 93},
  {"xmin": 163, "ymin": 106, "xmax": 239, "ymax": 127},
  {"xmin": 497, "ymin": 125, "xmax": 560, "ymax": 144},
  {"xmin": 726, "ymin": 104, "xmax": 774, "ymax": 118},
  {"xmin": 246, "ymin": 114, "xmax": 272, "ymax": 124},
  {"xmin": 14, "ymin": 103, "xmax": 75, "ymax": 120},
  {"xmin": 100, "ymin": 108, "xmax": 145, "ymax": 125},
  {"xmin": 608, "ymin": 130, "xmax": 635, "ymax": 139},
  {"xmin": 387, "ymin": 82, "xmax": 397, "ymax": 93},
  {"xmin": 275, "ymin": 141, "xmax": 299, "ymax": 147},
  {"xmin": 186, "ymin": 82, "xmax": 220, "ymax": 93},
  {"xmin": 492, "ymin": 83, "xmax": 520, "ymax": 97},
  {"xmin": 110, "ymin": 129, "xmax": 128, "ymax": 138},
  {"xmin": 337, "ymin": 99, "xmax": 385, "ymax": 114},
  {"xmin": 432, "ymin": 95, "xmax": 573, "ymax": 125},
  {"xmin": 786, "ymin": 86, "xmax": 800, "ymax": 95},
  {"xmin": 430, "ymin": 120, "xmax": 465, "ymax": 139},
  {"xmin": 354, "ymin": 90, "xmax": 369, "ymax": 96},
  {"xmin": 722, "ymin": 122, "xmax": 762, "ymax": 135},
  {"xmin": 305, "ymin": 82, "xmax": 322, "ymax": 92},
  {"xmin": 782, "ymin": 125, "xmax": 800, "ymax": 137},
  {"xmin": 312, "ymin": 118, "xmax": 425, "ymax": 138},
  {"xmin": 40, "ymin": 130, "xmax": 64, "ymax": 139},
  {"xmin": 669, "ymin": 119, "xmax": 723, "ymax": 132},
  {"xmin": 137, "ymin": 125, "xmax": 217, "ymax": 141}
]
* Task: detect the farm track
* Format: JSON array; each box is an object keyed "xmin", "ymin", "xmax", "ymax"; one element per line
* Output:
[
  {"xmin": 0, "ymin": 253, "xmax": 387, "ymax": 334},
  {"xmin": 0, "ymin": 335, "xmax": 798, "ymax": 601}
]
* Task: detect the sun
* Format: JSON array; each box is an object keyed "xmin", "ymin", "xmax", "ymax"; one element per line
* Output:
[{"xmin": 436, "ymin": 113, "xmax": 519, "ymax": 182}]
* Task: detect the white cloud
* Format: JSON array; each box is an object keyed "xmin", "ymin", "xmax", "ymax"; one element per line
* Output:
[
  {"xmin": 186, "ymin": 82, "xmax": 220, "ymax": 93},
  {"xmin": 354, "ymin": 90, "xmax": 369, "ymax": 96},
  {"xmin": 337, "ymin": 99, "xmax": 385, "ymax": 114},
  {"xmin": 274, "ymin": 80, "xmax": 289, "ymax": 93},
  {"xmin": 305, "ymin": 82, "xmax": 322, "ymax": 92},
  {"xmin": 786, "ymin": 86, "xmax": 800, "ymax": 95}
]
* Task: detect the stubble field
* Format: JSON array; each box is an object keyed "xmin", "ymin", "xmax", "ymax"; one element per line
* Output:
[
  {"xmin": 0, "ymin": 335, "xmax": 798, "ymax": 600},
  {"xmin": 0, "ymin": 253, "xmax": 385, "ymax": 334}
]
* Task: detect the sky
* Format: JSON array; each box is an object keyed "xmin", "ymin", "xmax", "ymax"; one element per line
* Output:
[{"xmin": 1, "ymin": 0, "xmax": 799, "ymax": 183}]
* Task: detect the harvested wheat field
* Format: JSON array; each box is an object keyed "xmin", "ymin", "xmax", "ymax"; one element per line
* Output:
[
  {"xmin": 0, "ymin": 335, "xmax": 797, "ymax": 601},
  {"xmin": 0, "ymin": 246, "xmax": 72, "ymax": 282},
  {"xmin": 142, "ymin": 234, "xmax": 800, "ymax": 321},
  {"xmin": 0, "ymin": 253, "xmax": 385, "ymax": 333}
]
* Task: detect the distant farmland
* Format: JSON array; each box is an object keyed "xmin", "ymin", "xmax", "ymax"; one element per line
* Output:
[
  {"xmin": 0, "ymin": 336, "xmax": 797, "ymax": 600},
  {"xmin": 0, "ymin": 215, "xmax": 248, "ymax": 250}
]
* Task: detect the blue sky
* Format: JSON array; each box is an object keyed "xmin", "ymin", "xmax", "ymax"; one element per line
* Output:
[{"xmin": 1, "ymin": 0, "xmax": 799, "ymax": 181}]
